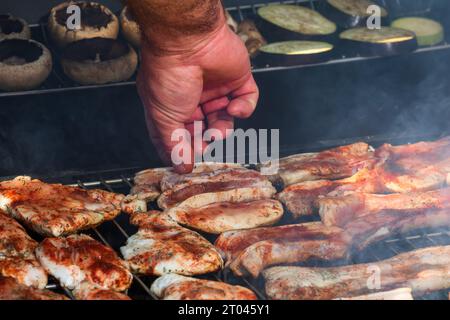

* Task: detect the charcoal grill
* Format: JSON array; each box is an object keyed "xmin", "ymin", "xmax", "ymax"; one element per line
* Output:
[
  {"xmin": 35, "ymin": 158, "xmax": 450, "ymax": 300},
  {"xmin": 1, "ymin": 0, "xmax": 450, "ymax": 300}
]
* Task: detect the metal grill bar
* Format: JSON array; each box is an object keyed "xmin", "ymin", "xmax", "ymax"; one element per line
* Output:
[{"xmin": 1, "ymin": 1, "xmax": 449, "ymax": 98}]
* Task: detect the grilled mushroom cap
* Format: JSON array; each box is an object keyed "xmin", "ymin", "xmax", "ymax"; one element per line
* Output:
[
  {"xmin": 0, "ymin": 14, "xmax": 31, "ymax": 40},
  {"xmin": 0, "ymin": 39, "xmax": 52, "ymax": 91},
  {"xmin": 120, "ymin": 6, "xmax": 141, "ymax": 48},
  {"xmin": 48, "ymin": 1, "xmax": 119, "ymax": 47},
  {"xmin": 61, "ymin": 37, "xmax": 138, "ymax": 85}
]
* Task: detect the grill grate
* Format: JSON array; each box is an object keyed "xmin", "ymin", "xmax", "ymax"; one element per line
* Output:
[
  {"xmin": 35, "ymin": 172, "xmax": 449, "ymax": 300},
  {"xmin": 1, "ymin": 0, "xmax": 449, "ymax": 98}
]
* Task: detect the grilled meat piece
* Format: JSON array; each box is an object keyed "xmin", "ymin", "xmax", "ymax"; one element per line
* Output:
[
  {"xmin": 151, "ymin": 274, "xmax": 257, "ymax": 300},
  {"xmin": 73, "ymin": 282, "xmax": 131, "ymax": 300},
  {"xmin": 122, "ymin": 163, "xmax": 244, "ymax": 214},
  {"xmin": 264, "ymin": 246, "xmax": 450, "ymax": 300},
  {"xmin": 166, "ymin": 199, "xmax": 284, "ymax": 234},
  {"xmin": 215, "ymin": 222, "xmax": 350, "ymax": 277},
  {"xmin": 376, "ymin": 136, "xmax": 450, "ymax": 169},
  {"xmin": 345, "ymin": 209, "xmax": 450, "ymax": 251},
  {"xmin": 36, "ymin": 234, "xmax": 132, "ymax": 292},
  {"xmin": 122, "ymin": 168, "xmax": 172, "ymax": 214},
  {"xmin": 279, "ymin": 157, "xmax": 450, "ymax": 219},
  {"xmin": 120, "ymin": 212, "xmax": 223, "ymax": 276},
  {"xmin": 319, "ymin": 188, "xmax": 450, "ymax": 227},
  {"xmin": 336, "ymin": 288, "xmax": 413, "ymax": 300},
  {"xmin": 0, "ymin": 176, "xmax": 124, "ymax": 237},
  {"xmin": 0, "ymin": 276, "xmax": 68, "ymax": 300},
  {"xmin": 277, "ymin": 180, "xmax": 339, "ymax": 217},
  {"xmin": 0, "ymin": 211, "xmax": 47, "ymax": 289},
  {"xmin": 0, "ymin": 211, "xmax": 38, "ymax": 258},
  {"xmin": 262, "ymin": 142, "xmax": 374, "ymax": 186},
  {"xmin": 0, "ymin": 258, "xmax": 47, "ymax": 290},
  {"xmin": 158, "ymin": 167, "xmax": 276, "ymax": 210}
]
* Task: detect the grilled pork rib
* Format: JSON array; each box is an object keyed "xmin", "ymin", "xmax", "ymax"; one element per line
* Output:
[
  {"xmin": 0, "ymin": 212, "xmax": 47, "ymax": 289},
  {"xmin": 215, "ymin": 222, "xmax": 350, "ymax": 277},
  {"xmin": 151, "ymin": 274, "xmax": 257, "ymax": 300},
  {"xmin": 345, "ymin": 209, "xmax": 450, "ymax": 251},
  {"xmin": 0, "ymin": 277, "xmax": 68, "ymax": 300},
  {"xmin": 264, "ymin": 246, "xmax": 450, "ymax": 300},
  {"xmin": 121, "ymin": 212, "xmax": 223, "ymax": 276},
  {"xmin": 36, "ymin": 234, "xmax": 133, "ymax": 292},
  {"xmin": 0, "ymin": 176, "xmax": 124, "ymax": 237},
  {"xmin": 216, "ymin": 207, "xmax": 450, "ymax": 277},
  {"xmin": 278, "ymin": 157, "xmax": 450, "ymax": 219},
  {"xmin": 166, "ymin": 199, "xmax": 284, "ymax": 234},
  {"xmin": 157, "ymin": 167, "xmax": 276, "ymax": 210},
  {"xmin": 261, "ymin": 142, "xmax": 375, "ymax": 186},
  {"xmin": 319, "ymin": 188, "xmax": 450, "ymax": 227}
]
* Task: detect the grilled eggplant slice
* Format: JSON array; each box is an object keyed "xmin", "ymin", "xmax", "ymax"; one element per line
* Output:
[
  {"xmin": 339, "ymin": 27, "xmax": 417, "ymax": 57},
  {"xmin": 255, "ymin": 40, "xmax": 334, "ymax": 67},
  {"xmin": 256, "ymin": 5, "xmax": 337, "ymax": 42},
  {"xmin": 391, "ymin": 17, "xmax": 444, "ymax": 47},
  {"xmin": 320, "ymin": 0, "xmax": 388, "ymax": 28}
]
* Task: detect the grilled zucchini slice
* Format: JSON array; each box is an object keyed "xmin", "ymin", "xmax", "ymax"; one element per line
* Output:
[{"xmin": 391, "ymin": 17, "xmax": 444, "ymax": 47}]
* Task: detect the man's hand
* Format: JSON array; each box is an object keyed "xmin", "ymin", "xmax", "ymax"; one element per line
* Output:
[{"xmin": 128, "ymin": 1, "xmax": 259, "ymax": 173}]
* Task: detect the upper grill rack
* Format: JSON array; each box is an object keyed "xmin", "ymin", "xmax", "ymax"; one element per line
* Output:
[
  {"xmin": 1, "ymin": 0, "xmax": 449, "ymax": 98},
  {"xmin": 37, "ymin": 171, "xmax": 450, "ymax": 300}
]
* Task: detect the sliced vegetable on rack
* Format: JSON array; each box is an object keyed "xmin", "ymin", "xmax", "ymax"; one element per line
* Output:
[
  {"xmin": 256, "ymin": 40, "xmax": 334, "ymax": 66},
  {"xmin": 256, "ymin": 4, "xmax": 337, "ymax": 42},
  {"xmin": 339, "ymin": 26, "xmax": 418, "ymax": 56},
  {"xmin": 391, "ymin": 17, "xmax": 444, "ymax": 47},
  {"xmin": 320, "ymin": 0, "xmax": 388, "ymax": 28}
]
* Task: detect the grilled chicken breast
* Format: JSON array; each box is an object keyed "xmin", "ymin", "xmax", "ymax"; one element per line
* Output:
[
  {"xmin": 166, "ymin": 199, "xmax": 284, "ymax": 234},
  {"xmin": 121, "ymin": 212, "xmax": 223, "ymax": 276},
  {"xmin": 151, "ymin": 274, "xmax": 257, "ymax": 300},
  {"xmin": 157, "ymin": 167, "xmax": 276, "ymax": 210},
  {"xmin": 215, "ymin": 222, "xmax": 349, "ymax": 278},
  {"xmin": 36, "ymin": 234, "xmax": 132, "ymax": 292},
  {"xmin": 264, "ymin": 246, "xmax": 450, "ymax": 300},
  {"xmin": 0, "ymin": 211, "xmax": 47, "ymax": 289},
  {"xmin": 261, "ymin": 142, "xmax": 375, "ymax": 186},
  {"xmin": 0, "ymin": 176, "xmax": 124, "ymax": 237},
  {"xmin": 336, "ymin": 288, "xmax": 413, "ymax": 300},
  {"xmin": 318, "ymin": 188, "xmax": 450, "ymax": 227},
  {"xmin": 73, "ymin": 282, "xmax": 131, "ymax": 300},
  {"xmin": 0, "ymin": 276, "xmax": 68, "ymax": 300}
]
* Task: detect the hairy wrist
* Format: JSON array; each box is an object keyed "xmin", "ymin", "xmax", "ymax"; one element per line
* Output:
[{"xmin": 127, "ymin": 0, "xmax": 225, "ymax": 55}]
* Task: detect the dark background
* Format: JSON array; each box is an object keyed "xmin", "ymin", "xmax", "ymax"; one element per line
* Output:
[{"xmin": 1, "ymin": 0, "xmax": 450, "ymax": 178}]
